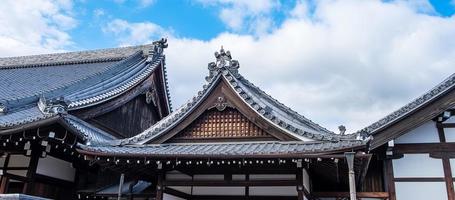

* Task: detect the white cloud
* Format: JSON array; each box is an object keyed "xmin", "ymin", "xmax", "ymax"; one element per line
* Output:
[
  {"xmin": 0, "ymin": 0, "xmax": 77, "ymax": 56},
  {"xmin": 197, "ymin": 0, "xmax": 280, "ymax": 35},
  {"xmin": 106, "ymin": 0, "xmax": 455, "ymax": 133},
  {"xmin": 139, "ymin": 0, "xmax": 156, "ymax": 8},
  {"xmin": 102, "ymin": 19, "xmax": 171, "ymax": 46},
  {"xmin": 93, "ymin": 8, "xmax": 106, "ymax": 18}
]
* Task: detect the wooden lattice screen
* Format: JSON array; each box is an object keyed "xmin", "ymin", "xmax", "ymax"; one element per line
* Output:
[{"xmin": 169, "ymin": 107, "xmax": 275, "ymax": 142}]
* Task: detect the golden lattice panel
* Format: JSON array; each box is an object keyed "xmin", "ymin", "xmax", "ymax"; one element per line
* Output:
[{"xmin": 173, "ymin": 107, "xmax": 271, "ymax": 140}]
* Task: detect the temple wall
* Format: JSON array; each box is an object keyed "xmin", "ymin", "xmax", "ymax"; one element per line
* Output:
[
  {"xmin": 389, "ymin": 118, "xmax": 455, "ymax": 200},
  {"xmin": 164, "ymin": 170, "xmax": 308, "ymax": 198}
]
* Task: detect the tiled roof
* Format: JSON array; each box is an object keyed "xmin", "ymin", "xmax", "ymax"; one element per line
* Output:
[
  {"xmin": 0, "ymin": 40, "xmax": 171, "ymax": 130},
  {"xmin": 357, "ymin": 72, "xmax": 455, "ymax": 135},
  {"xmin": 0, "ymin": 45, "xmax": 150, "ymax": 68},
  {"xmin": 78, "ymin": 140, "xmax": 366, "ymax": 157},
  {"xmin": 0, "ymin": 106, "xmax": 56, "ymax": 129},
  {"xmin": 61, "ymin": 114, "xmax": 117, "ymax": 145}
]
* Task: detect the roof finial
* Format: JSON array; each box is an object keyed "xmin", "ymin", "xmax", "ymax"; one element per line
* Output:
[
  {"xmin": 206, "ymin": 46, "xmax": 240, "ymax": 82},
  {"xmin": 338, "ymin": 125, "xmax": 346, "ymax": 135},
  {"xmin": 147, "ymin": 38, "xmax": 168, "ymax": 63}
]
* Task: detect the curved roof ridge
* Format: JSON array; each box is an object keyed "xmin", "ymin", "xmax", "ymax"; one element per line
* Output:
[
  {"xmin": 357, "ymin": 72, "xmax": 455, "ymax": 135},
  {"xmin": 238, "ymin": 75, "xmax": 335, "ymax": 135},
  {"xmin": 0, "ymin": 44, "xmax": 152, "ymax": 69}
]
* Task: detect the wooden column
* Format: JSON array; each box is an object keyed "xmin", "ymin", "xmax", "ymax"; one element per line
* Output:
[
  {"xmin": 23, "ymin": 145, "xmax": 40, "ymax": 194},
  {"xmin": 345, "ymin": 152, "xmax": 356, "ymax": 200},
  {"xmin": 384, "ymin": 159, "xmax": 396, "ymax": 200},
  {"xmin": 296, "ymin": 160, "xmax": 305, "ymax": 200},
  {"xmin": 442, "ymin": 155, "xmax": 455, "ymax": 200},
  {"xmin": 156, "ymin": 173, "xmax": 163, "ymax": 200},
  {"xmin": 117, "ymin": 173, "xmax": 125, "ymax": 200}
]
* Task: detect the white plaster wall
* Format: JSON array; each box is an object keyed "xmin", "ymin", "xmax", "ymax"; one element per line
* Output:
[
  {"xmin": 249, "ymin": 174, "xmax": 296, "ymax": 180},
  {"xmin": 444, "ymin": 128, "xmax": 455, "ymax": 142},
  {"xmin": 192, "ymin": 187, "xmax": 245, "ymax": 195},
  {"xmin": 393, "ymin": 154, "xmax": 444, "ymax": 177},
  {"xmin": 166, "ymin": 170, "xmax": 192, "ymax": 181},
  {"xmin": 395, "ymin": 121, "xmax": 439, "ymax": 144},
  {"xmin": 8, "ymin": 155, "xmax": 30, "ymax": 167},
  {"xmin": 302, "ymin": 168, "xmax": 310, "ymax": 192},
  {"xmin": 36, "ymin": 156, "xmax": 75, "ymax": 182},
  {"xmin": 193, "ymin": 174, "xmax": 224, "ymax": 181},
  {"xmin": 249, "ymin": 186, "xmax": 297, "ymax": 196},
  {"xmin": 395, "ymin": 182, "xmax": 447, "ymax": 200}
]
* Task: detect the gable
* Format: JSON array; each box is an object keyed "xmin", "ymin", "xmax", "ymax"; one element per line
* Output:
[
  {"xmin": 167, "ymin": 107, "xmax": 277, "ymax": 143},
  {"xmin": 149, "ymin": 77, "xmax": 299, "ymax": 144}
]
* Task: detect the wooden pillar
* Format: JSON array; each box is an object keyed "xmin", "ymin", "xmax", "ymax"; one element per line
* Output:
[
  {"xmin": 296, "ymin": 159, "xmax": 305, "ymax": 200},
  {"xmin": 384, "ymin": 159, "xmax": 396, "ymax": 200},
  {"xmin": 156, "ymin": 173, "xmax": 163, "ymax": 200},
  {"xmin": 442, "ymin": 155, "xmax": 455, "ymax": 200},
  {"xmin": 345, "ymin": 152, "xmax": 356, "ymax": 200},
  {"xmin": 117, "ymin": 173, "xmax": 125, "ymax": 200},
  {"xmin": 245, "ymin": 174, "xmax": 249, "ymax": 197},
  {"xmin": 23, "ymin": 145, "xmax": 40, "ymax": 195}
]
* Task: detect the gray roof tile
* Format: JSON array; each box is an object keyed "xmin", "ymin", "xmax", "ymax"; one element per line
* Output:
[{"xmin": 78, "ymin": 140, "xmax": 365, "ymax": 157}]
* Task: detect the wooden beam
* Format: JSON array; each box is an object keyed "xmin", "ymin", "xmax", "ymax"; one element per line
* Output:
[
  {"xmin": 313, "ymin": 192, "xmax": 389, "ymax": 198},
  {"xmin": 163, "ymin": 180, "xmax": 298, "ymax": 187},
  {"xmin": 164, "ymin": 187, "xmax": 190, "ymax": 199}
]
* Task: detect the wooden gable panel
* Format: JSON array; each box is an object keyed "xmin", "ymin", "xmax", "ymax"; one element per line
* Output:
[{"xmin": 168, "ymin": 107, "xmax": 277, "ymax": 143}]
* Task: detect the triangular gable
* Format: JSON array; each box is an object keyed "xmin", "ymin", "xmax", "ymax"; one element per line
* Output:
[
  {"xmin": 167, "ymin": 107, "xmax": 278, "ymax": 143},
  {"xmin": 151, "ymin": 77, "xmax": 298, "ymax": 144}
]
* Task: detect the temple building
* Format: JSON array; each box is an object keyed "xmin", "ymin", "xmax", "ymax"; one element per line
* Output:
[{"xmin": 0, "ymin": 39, "xmax": 454, "ymax": 200}]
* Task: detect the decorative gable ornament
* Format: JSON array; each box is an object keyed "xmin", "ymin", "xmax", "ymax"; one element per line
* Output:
[
  {"xmin": 146, "ymin": 38, "xmax": 168, "ymax": 63},
  {"xmin": 206, "ymin": 47, "xmax": 240, "ymax": 82},
  {"xmin": 37, "ymin": 96, "xmax": 68, "ymax": 114},
  {"xmin": 0, "ymin": 103, "xmax": 7, "ymax": 115}
]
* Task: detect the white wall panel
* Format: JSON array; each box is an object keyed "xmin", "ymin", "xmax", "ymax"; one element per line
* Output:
[
  {"xmin": 395, "ymin": 121, "xmax": 439, "ymax": 144},
  {"xmin": 166, "ymin": 171, "xmax": 192, "ymax": 181},
  {"xmin": 192, "ymin": 187, "xmax": 245, "ymax": 195},
  {"xmin": 444, "ymin": 128, "xmax": 455, "ymax": 142},
  {"xmin": 393, "ymin": 154, "xmax": 444, "ymax": 177},
  {"xmin": 249, "ymin": 186, "xmax": 297, "ymax": 196},
  {"xmin": 8, "ymin": 155, "xmax": 30, "ymax": 167},
  {"xmin": 302, "ymin": 169, "xmax": 310, "ymax": 191},
  {"xmin": 193, "ymin": 174, "xmax": 224, "ymax": 181},
  {"xmin": 36, "ymin": 156, "xmax": 75, "ymax": 182},
  {"xmin": 249, "ymin": 174, "xmax": 296, "ymax": 180},
  {"xmin": 395, "ymin": 182, "xmax": 446, "ymax": 200}
]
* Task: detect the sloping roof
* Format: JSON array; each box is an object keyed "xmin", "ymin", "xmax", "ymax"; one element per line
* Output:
[
  {"xmin": 0, "ymin": 39, "xmax": 171, "ymax": 130},
  {"xmin": 117, "ymin": 47, "xmax": 352, "ymax": 146},
  {"xmin": 357, "ymin": 72, "xmax": 455, "ymax": 135},
  {"xmin": 61, "ymin": 114, "xmax": 117, "ymax": 145},
  {"xmin": 78, "ymin": 140, "xmax": 366, "ymax": 158}
]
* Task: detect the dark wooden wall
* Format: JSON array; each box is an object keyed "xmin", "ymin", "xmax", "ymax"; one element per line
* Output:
[{"xmin": 89, "ymin": 94, "xmax": 161, "ymax": 138}]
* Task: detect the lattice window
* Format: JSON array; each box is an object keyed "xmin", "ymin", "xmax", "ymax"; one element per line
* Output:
[{"xmin": 172, "ymin": 107, "xmax": 272, "ymax": 140}]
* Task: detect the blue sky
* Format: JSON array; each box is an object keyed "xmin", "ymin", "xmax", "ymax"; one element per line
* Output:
[
  {"xmin": 2, "ymin": 0, "xmax": 455, "ymax": 132},
  {"xmin": 66, "ymin": 0, "xmax": 455, "ymax": 50}
]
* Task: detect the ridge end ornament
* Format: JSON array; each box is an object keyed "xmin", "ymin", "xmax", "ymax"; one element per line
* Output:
[
  {"xmin": 206, "ymin": 46, "xmax": 240, "ymax": 82},
  {"xmin": 146, "ymin": 38, "xmax": 168, "ymax": 63}
]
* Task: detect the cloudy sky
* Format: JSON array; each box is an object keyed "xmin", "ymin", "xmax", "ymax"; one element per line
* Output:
[{"xmin": 1, "ymin": 0, "xmax": 455, "ymax": 133}]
